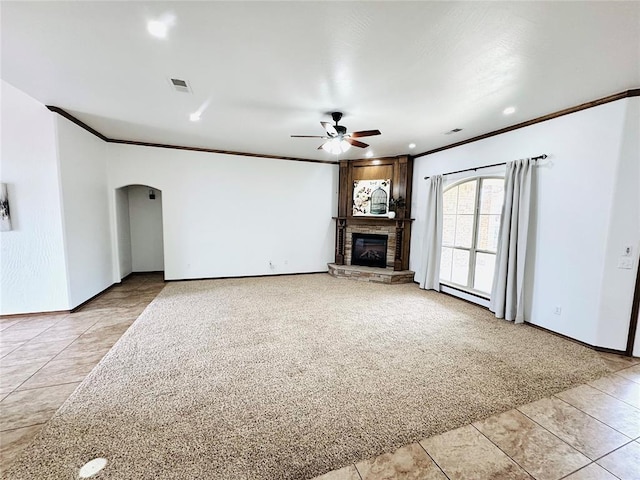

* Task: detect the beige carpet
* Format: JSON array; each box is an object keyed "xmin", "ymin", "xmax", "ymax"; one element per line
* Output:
[{"xmin": 5, "ymin": 274, "xmax": 610, "ymax": 479}]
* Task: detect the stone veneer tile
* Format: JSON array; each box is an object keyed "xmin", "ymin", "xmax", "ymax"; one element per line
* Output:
[{"xmin": 473, "ymin": 409, "xmax": 590, "ymax": 480}]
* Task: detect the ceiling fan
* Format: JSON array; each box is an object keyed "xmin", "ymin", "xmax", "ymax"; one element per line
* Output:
[{"xmin": 291, "ymin": 112, "xmax": 381, "ymax": 154}]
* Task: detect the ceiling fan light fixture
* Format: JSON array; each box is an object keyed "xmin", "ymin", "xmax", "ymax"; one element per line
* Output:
[{"xmin": 322, "ymin": 138, "xmax": 350, "ymax": 155}]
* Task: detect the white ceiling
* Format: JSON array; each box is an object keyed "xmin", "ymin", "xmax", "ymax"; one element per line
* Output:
[{"xmin": 2, "ymin": 1, "xmax": 639, "ymax": 162}]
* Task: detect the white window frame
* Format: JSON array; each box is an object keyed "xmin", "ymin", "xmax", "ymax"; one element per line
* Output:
[{"xmin": 440, "ymin": 175, "xmax": 504, "ymax": 299}]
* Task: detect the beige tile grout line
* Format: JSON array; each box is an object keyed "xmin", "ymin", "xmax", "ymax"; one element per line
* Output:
[
  {"xmin": 549, "ymin": 394, "xmax": 638, "ymax": 440},
  {"xmin": 556, "ymin": 439, "xmax": 637, "ymax": 480},
  {"xmin": 415, "ymin": 441, "xmax": 451, "ymax": 480},
  {"xmin": 586, "ymin": 382, "xmax": 640, "ymax": 410},
  {"xmin": 468, "ymin": 424, "xmax": 535, "ymax": 479},
  {"xmin": 0, "ymin": 319, "xmax": 103, "ymax": 399},
  {"xmin": 515, "ymin": 400, "xmax": 635, "ymax": 450},
  {"xmin": 514, "ymin": 404, "xmax": 632, "ymax": 480},
  {"xmin": 352, "ymin": 462, "xmax": 363, "ymax": 480}
]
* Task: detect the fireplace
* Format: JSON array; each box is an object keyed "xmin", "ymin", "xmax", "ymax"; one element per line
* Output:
[{"xmin": 351, "ymin": 233, "xmax": 388, "ymax": 268}]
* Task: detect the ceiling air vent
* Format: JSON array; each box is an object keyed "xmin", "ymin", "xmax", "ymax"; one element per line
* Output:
[
  {"xmin": 169, "ymin": 78, "xmax": 191, "ymax": 93},
  {"xmin": 444, "ymin": 128, "xmax": 463, "ymax": 135}
]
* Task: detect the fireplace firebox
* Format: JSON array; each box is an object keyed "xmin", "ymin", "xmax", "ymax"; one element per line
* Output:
[{"xmin": 351, "ymin": 233, "xmax": 388, "ymax": 268}]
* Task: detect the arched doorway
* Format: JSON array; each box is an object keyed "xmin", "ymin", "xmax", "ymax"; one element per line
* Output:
[{"xmin": 115, "ymin": 184, "xmax": 164, "ymax": 279}]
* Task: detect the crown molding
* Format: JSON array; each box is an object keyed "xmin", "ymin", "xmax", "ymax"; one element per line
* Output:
[
  {"xmin": 47, "ymin": 88, "xmax": 639, "ymax": 165},
  {"xmin": 413, "ymin": 88, "xmax": 640, "ymax": 159},
  {"xmin": 45, "ymin": 106, "xmax": 337, "ymax": 165}
]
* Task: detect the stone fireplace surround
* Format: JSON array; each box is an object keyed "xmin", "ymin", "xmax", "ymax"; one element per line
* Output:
[
  {"xmin": 347, "ymin": 225, "xmax": 395, "ymax": 268},
  {"xmin": 328, "ymin": 155, "xmax": 415, "ymax": 284}
]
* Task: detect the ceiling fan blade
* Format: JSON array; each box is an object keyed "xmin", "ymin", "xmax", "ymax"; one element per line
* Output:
[
  {"xmin": 321, "ymin": 122, "xmax": 338, "ymax": 137},
  {"xmin": 350, "ymin": 129, "xmax": 381, "ymax": 138},
  {"xmin": 291, "ymin": 135, "xmax": 329, "ymax": 138},
  {"xmin": 345, "ymin": 138, "xmax": 369, "ymax": 148}
]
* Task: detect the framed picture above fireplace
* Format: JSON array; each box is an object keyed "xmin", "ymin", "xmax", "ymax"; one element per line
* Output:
[{"xmin": 352, "ymin": 179, "xmax": 390, "ymax": 216}]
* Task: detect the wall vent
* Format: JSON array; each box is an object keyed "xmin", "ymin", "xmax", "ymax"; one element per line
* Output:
[
  {"xmin": 169, "ymin": 78, "xmax": 192, "ymax": 93},
  {"xmin": 444, "ymin": 128, "xmax": 463, "ymax": 135}
]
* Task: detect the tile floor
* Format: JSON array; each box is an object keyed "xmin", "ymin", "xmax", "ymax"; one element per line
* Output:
[
  {"xmin": 1, "ymin": 274, "xmax": 639, "ymax": 480},
  {"xmin": 314, "ymin": 358, "xmax": 640, "ymax": 480},
  {"xmin": 0, "ymin": 273, "xmax": 165, "ymax": 471}
]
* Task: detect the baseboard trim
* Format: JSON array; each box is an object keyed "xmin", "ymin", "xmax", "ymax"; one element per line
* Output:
[
  {"xmin": 70, "ymin": 283, "xmax": 119, "ymax": 312},
  {"xmin": 434, "ymin": 286, "xmax": 632, "ymax": 357},
  {"xmin": 0, "ymin": 309, "xmax": 71, "ymax": 319},
  {"xmin": 525, "ymin": 322, "xmax": 629, "ymax": 357},
  {"xmin": 165, "ymin": 271, "xmax": 328, "ymax": 282}
]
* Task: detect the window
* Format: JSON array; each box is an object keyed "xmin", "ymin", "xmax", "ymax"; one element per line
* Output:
[{"xmin": 440, "ymin": 177, "xmax": 504, "ymax": 296}]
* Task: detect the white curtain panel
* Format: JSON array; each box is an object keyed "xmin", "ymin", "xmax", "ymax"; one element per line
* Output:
[
  {"xmin": 490, "ymin": 159, "xmax": 535, "ymax": 323},
  {"xmin": 416, "ymin": 175, "xmax": 443, "ymax": 291}
]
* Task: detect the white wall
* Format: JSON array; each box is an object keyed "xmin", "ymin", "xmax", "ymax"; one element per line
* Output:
[
  {"xmin": 115, "ymin": 187, "xmax": 132, "ymax": 278},
  {"xmin": 0, "ymin": 80, "xmax": 70, "ymax": 314},
  {"xmin": 596, "ymin": 98, "xmax": 639, "ymax": 350},
  {"xmin": 128, "ymin": 185, "xmax": 164, "ymax": 272},
  {"xmin": 56, "ymin": 115, "xmax": 112, "ymax": 308},
  {"xmin": 108, "ymin": 144, "xmax": 338, "ymax": 280},
  {"xmin": 411, "ymin": 98, "xmax": 639, "ymax": 351}
]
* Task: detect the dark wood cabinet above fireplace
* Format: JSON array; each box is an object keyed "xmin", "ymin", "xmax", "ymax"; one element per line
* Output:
[{"xmin": 333, "ymin": 155, "xmax": 414, "ymax": 271}]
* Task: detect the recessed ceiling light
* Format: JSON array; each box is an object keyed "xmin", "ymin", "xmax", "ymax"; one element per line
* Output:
[
  {"xmin": 147, "ymin": 20, "xmax": 168, "ymax": 38},
  {"xmin": 189, "ymin": 112, "xmax": 201, "ymax": 122},
  {"xmin": 503, "ymin": 106, "xmax": 516, "ymax": 115},
  {"xmin": 365, "ymin": 151, "xmax": 374, "ymax": 158},
  {"xmin": 408, "ymin": 143, "xmax": 416, "ymax": 149}
]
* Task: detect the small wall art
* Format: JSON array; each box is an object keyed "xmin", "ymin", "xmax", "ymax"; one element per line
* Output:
[
  {"xmin": 0, "ymin": 183, "xmax": 11, "ymax": 231},
  {"xmin": 353, "ymin": 179, "xmax": 390, "ymax": 216}
]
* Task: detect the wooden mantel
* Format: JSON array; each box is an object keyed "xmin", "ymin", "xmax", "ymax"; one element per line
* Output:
[{"xmin": 334, "ymin": 155, "xmax": 414, "ymax": 271}]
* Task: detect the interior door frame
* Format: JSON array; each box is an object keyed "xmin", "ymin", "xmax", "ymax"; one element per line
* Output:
[{"xmin": 625, "ymin": 259, "xmax": 640, "ymax": 356}]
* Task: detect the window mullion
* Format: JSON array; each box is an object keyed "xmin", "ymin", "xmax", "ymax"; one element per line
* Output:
[{"xmin": 468, "ymin": 178, "xmax": 482, "ymax": 289}]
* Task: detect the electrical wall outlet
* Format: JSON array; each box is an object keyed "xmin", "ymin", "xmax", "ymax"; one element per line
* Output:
[
  {"xmin": 554, "ymin": 306, "xmax": 562, "ymax": 315},
  {"xmin": 618, "ymin": 257, "xmax": 634, "ymax": 269}
]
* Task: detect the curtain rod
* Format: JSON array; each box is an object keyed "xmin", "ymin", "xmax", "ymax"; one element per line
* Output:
[{"xmin": 423, "ymin": 154, "xmax": 548, "ymax": 180}]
